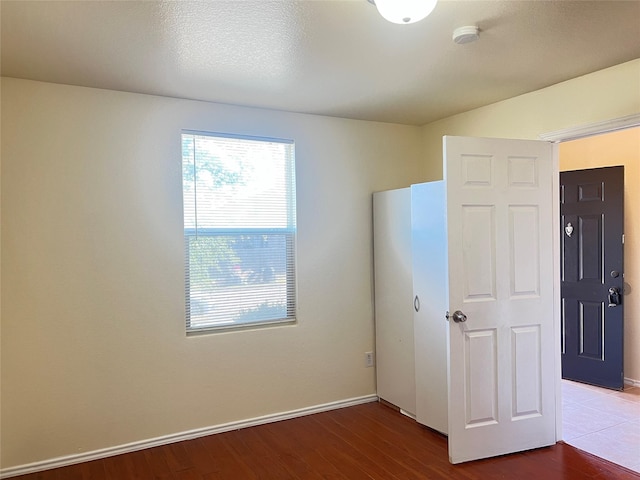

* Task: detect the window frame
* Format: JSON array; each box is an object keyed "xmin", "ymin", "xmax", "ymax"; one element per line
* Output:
[{"xmin": 182, "ymin": 131, "xmax": 297, "ymax": 334}]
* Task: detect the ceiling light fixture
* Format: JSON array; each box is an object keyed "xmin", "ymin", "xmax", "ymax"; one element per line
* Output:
[{"xmin": 368, "ymin": 0, "xmax": 438, "ymax": 25}]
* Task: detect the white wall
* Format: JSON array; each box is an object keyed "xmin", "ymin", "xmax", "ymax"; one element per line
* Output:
[{"xmin": 0, "ymin": 78, "xmax": 424, "ymax": 468}]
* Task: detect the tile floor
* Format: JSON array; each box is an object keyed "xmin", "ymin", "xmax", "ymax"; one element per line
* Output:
[{"xmin": 562, "ymin": 379, "xmax": 640, "ymax": 473}]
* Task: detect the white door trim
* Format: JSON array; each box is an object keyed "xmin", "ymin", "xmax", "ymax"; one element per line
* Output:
[
  {"xmin": 551, "ymin": 149, "xmax": 562, "ymax": 442},
  {"xmin": 540, "ymin": 113, "xmax": 639, "ymax": 442},
  {"xmin": 539, "ymin": 113, "xmax": 640, "ymax": 143}
]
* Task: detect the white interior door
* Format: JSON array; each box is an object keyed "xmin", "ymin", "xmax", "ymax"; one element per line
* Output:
[{"xmin": 445, "ymin": 136, "xmax": 558, "ymax": 463}]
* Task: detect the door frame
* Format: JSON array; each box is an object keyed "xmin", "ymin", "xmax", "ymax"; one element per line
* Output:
[{"xmin": 539, "ymin": 112, "xmax": 640, "ymax": 442}]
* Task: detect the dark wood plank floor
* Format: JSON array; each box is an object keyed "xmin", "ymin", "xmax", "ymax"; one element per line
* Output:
[{"xmin": 14, "ymin": 401, "xmax": 640, "ymax": 479}]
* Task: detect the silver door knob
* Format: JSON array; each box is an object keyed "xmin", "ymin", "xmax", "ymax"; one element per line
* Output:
[{"xmin": 445, "ymin": 310, "xmax": 467, "ymax": 323}]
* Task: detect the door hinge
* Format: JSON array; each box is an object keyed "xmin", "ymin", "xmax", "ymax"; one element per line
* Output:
[{"xmin": 622, "ymin": 234, "xmax": 625, "ymax": 244}]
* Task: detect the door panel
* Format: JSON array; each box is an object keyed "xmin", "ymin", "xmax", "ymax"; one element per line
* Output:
[
  {"xmin": 373, "ymin": 188, "xmax": 416, "ymax": 414},
  {"xmin": 511, "ymin": 325, "xmax": 542, "ymax": 419},
  {"xmin": 446, "ymin": 136, "xmax": 556, "ymax": 464},
  {"xmin": 579, "ymin": 215, "xmax": 603, "ymax": 281},
  {"xmin": 412, "ymin": 181, "xmax": 449, "ymax": 435},
  {"xmin": 560, "ymin": 166, "xmax": 624, "ymax": 390},
  {"xmin": 464, "ymin": 328, "xmax": 498, "ymax": 427},
  {"xmin": 462, "ymin": 205, "xmax": 496, "ymax": 300},
  {"xmin": 579, "ymin": 301, "xmax": 604, "ymax": 360},
  {"xmin": 509, "ymin": 206, "xmax": 540, "ymax": 297}
]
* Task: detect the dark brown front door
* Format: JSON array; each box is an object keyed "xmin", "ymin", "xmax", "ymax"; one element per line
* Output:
[{"xmin": 560, "ymin": 166, "xmax": 624, "ymax": 390}]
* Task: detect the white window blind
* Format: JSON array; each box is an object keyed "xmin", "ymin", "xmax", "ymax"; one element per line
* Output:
[{"xmin": 182, "ymin": 131, "xmax": 296, "ymax": 332}]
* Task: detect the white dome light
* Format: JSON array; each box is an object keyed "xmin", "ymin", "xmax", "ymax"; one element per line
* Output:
[{"xmin": 374, "ymin": 0, "xmax": 438, "ymax": 25}]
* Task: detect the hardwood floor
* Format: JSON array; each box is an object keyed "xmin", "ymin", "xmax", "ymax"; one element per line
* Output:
[{"xmin": 13, "ymin": 401, "xmax": 640, "ymax": 479}]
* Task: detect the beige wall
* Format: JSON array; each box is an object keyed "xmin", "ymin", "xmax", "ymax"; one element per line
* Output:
[
  {"xmin": 3, "ymin": 59, "xmax": 639, "ymax": 470},
  {"xmin": 421, "ymin": 59, "xmax": 640, "ymax": 181},
  {"xmin": 421, "ymin": 59, "xmax": 640, "ymax": 382},
  {"xmin": 559, "ymin": 128, "xmax": 640, "ymax": 382},
  {"xmin": 0, "ymin": 78, "xmax": 423, "ymax": 468}
]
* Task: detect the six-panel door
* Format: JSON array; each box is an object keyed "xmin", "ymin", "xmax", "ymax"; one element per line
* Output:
[
  {"xmin": 445, "ymin": 136, "xmax": 557, "ymax": 464},
  {"xmin": 560, "ymin": 166, "xmax": 624, "ymax": 390}
]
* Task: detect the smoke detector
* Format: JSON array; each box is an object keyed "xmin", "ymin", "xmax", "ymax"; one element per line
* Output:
[{"xmin": 453, "ymin": 26, "xmax": 479, "ymax": 44}]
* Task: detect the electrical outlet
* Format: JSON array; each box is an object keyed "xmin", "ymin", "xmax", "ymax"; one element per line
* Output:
[{"xmin": 365, "ymin": 351, "xmax": 375, "ymax": 367}]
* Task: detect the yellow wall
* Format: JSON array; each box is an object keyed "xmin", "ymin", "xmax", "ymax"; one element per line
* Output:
[
  {"xmin": 559, "ymin": 128, "xmax": 640, "ymax": 382},
  {"xmin": 0, "ymin": 78, "xmax": 423, "ymax": 468}
]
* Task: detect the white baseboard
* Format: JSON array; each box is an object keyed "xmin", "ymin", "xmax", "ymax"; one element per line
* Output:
[
  {"xmin": 0, "ymin": 394, "xmax": 378, "ymax": 479},
  {"xmin": 625, "ymin": 377, "xmax": 640, "ymax": 388}
]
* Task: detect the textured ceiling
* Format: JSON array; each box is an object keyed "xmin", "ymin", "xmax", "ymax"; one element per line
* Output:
[{"xmin": 2, "ymin": 0, "xmax": 640, "ymax": 125}]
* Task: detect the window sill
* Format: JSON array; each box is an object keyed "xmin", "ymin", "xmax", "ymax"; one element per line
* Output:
[{"xmin": 186, "ymin": 317, "xmax": 297, "ymax": 336}]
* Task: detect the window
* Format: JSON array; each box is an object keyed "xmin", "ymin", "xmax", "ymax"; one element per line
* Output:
[{"xmin": 182, "ymin": 132, "xmax": 296, "ymax": 332}]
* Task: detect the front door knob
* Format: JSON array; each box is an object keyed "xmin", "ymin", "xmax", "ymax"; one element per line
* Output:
[{"xmin": 608, "ymin": 287, "xmax": 621, "ymax": 307}]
